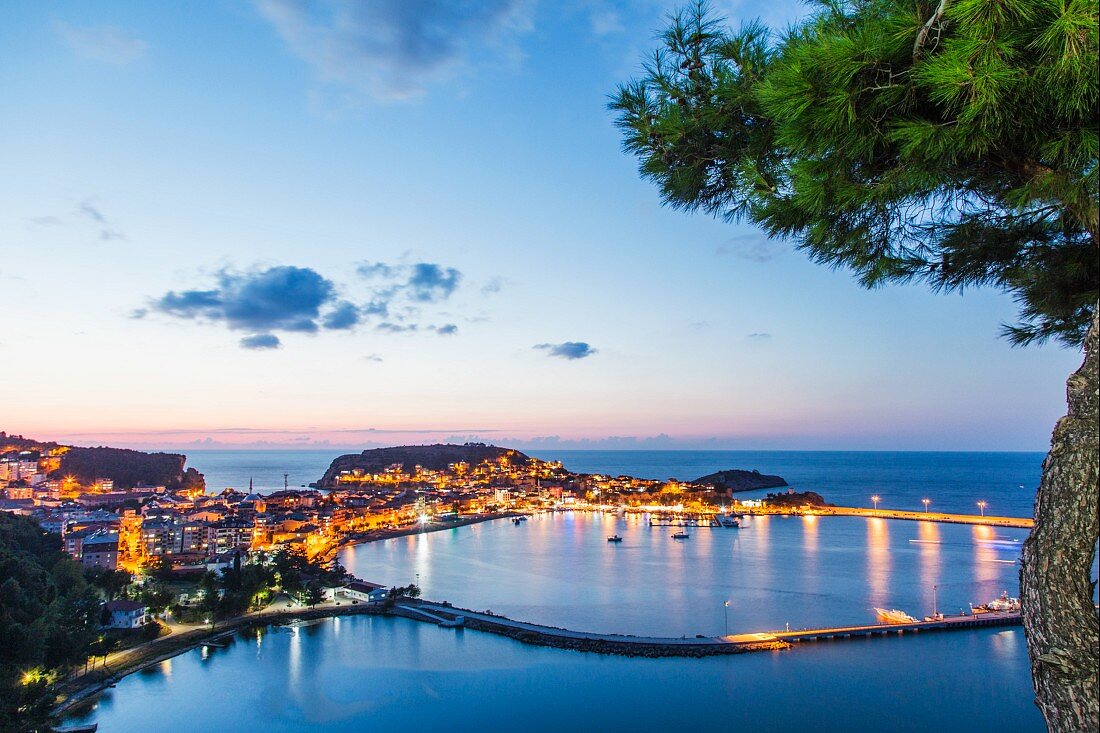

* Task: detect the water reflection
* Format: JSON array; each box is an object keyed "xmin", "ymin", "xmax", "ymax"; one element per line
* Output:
[
  {"xmin": 916, "ymin": 522, "xmax": 941, "ymax": 617},
  {"xmin": 866, "ymin": 518, "xmax": 890, "ymax": 609}
]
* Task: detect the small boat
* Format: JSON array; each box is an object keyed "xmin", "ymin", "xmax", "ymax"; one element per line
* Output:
[
  {"xmin": 607, "ymin": 535, "xmax": 623, "ymax": 543},
  {"xmin": 54, "ymin": 725, "xmax": 98, "ymax": 733},
  {"xmin": 671, "ymin": 531, "xmax": 690, "ymax": 539},
  {"xmin": 718, "ymin": 515, "xmax": 740, "ymax": 528},
  {"xmin": 874, "ymin": 607, "xmax": 918, "ymax": 624}
]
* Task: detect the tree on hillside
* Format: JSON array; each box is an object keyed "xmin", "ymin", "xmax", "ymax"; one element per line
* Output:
[{"xmin": 611, "ymin": 1, "xmax": 1097, "ymax": 730}]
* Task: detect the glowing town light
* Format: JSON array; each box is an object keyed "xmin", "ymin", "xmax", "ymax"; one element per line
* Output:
[{"xmin": 418, "ymin": 513, "xmax": 430, "ymax": 524}]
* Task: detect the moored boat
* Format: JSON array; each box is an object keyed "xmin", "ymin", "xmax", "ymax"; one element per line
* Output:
[
  {"xmin": 874, "ymin": 607, "xmax": 918, "ymax": 624},
  {"xmin": 718, "ymin": 515, "xmax": 740, "ymax": 528},
  {"xmin": 671, "ymin": 531, "xmax": 690, "ymax": 539},
  {"xmin": 607, "ymin": 535, "xmax": 623, "ymax": 542},
  {"xmin": 972, "ymin": 590, "xmax": 1021, "ymax": 613}
]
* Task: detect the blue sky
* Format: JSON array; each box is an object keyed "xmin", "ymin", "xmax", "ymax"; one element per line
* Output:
[{"xmin": 0, "ymin": 0, "xmax": 1081, "ymax": 451}]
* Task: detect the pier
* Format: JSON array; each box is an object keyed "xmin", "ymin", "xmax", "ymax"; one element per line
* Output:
[
  {"xmin": 391, "ymin": 600, "xmax": 1022, "ymax": 657},
  {"xmin": 726, "ymin": 611, "xmax": 1022, "ymax": 645}
]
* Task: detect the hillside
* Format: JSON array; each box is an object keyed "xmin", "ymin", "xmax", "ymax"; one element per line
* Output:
[
  {"xmin": 55, "ymin": 446, "xmax": 193, "ymax": 490},
  {"xmin": 316, "ymin": 443, "xmax": 532, "ymax": 487},
  {"xmin": 691, "ymin": 468, "xmax": 789, "ymax": 493}
]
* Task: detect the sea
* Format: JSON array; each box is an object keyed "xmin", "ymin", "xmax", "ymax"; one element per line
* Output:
[{"xmin": 65, "ymin": 450, "xmax": 1052, "ymax": 733}]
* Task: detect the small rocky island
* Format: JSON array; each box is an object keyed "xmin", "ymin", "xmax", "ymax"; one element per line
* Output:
[{"xmin": 690, "ymin": 468, "xmax": 789, "ymax": 493}]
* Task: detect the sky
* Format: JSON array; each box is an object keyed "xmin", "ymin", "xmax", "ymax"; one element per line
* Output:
[{"xmin": 0, "ymin": 0, "xmax": 1083, "ymax": 452}]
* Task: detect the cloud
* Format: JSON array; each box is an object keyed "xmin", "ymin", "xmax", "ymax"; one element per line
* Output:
[
  {"xmin": 717, "ymin": 236, "xmax": 782, "ymax": 263},
  {"xmin": 481, "ymin": 276, "xmax": 505, "ymax": 295},
  {"xmin": 534, "ymin": 341, "xmax": 597, "ymax": 360},
  {"xmin": 322, "ymin": 301, "xmax": 361, "ymax": 330},
  {"xmin": 241, "ymin": 333, "xmax": 281, "ymax": 350},
  {"xmin": 363, "ymin": 353, "xmax": 384, "ymax": 363},
  {"xmin": 146, "ymin": 259, "xmax": 482, "ymax": 348},
  {"xmin": 408, "ymin": 263, "xmax": 461, "ymax": 302},
  {"xmin": 77, "ymin": 201, "xmax": 126, "ymax": 241},
  {"xmin": 254, "ymin": 0, "xmax": 533, "ymax": 102},
  {"xmin": 55, "ymin": 21, "xmax": 149, "ymax": 64},
  {"xmin": 746, "ymin": 332, "xmax": 772, "ymax": 342}
]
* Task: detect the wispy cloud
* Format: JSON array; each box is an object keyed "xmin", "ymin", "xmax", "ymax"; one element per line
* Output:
[
  {"xmin": 717, "ymin": 235, "xmax": 782, "ymax": 263},
  {"xmin": 254, "ymin": 0, "xmax": 533, "ymax": 102},
  {"xmin": 534, "ymin": 341, "xmax": 597, "ymax": 360},
  {"xmin": 55, "ymin": 21, "xmax": 149, "ymax": 65},
  {"xmin": 77, "ymin": 200, "xmax": 126, "ymax": 241},
  {"xmin": 746, "ymin": 332, "xmax": 772, "ymax": 342}
]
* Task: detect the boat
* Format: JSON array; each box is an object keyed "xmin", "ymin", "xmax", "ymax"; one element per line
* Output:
[
  {"xmin": 54, "ymin": 726, "xmax": 98, "ymax": 733},
  {"xmin": 607, "ymin": 535, "xmax": 623, "ymax": 543},
  {"xmin": 974, "ymin": 591, "xmax": 1021, "ymax": 613},
  {"xmin": 874, "ymin": 607, "xmax": 918, "ymax": 624},
  {"xmin": 718, "ymin": 515, "xmax": 740, "ymax": 528},
  {"xmin": 671, "ymin": 531, "xmax": 690, "ymax": 539}
]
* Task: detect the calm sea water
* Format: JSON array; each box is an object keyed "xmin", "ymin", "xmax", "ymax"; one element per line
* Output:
[{"xmin": 76, "ymin": 450, "xmax": 1044, "ymax": 732}]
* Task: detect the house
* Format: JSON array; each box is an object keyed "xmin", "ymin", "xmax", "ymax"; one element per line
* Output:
[
  {"xmin": 103, "ymin": 600, "xmax": 148, "ymax": 629},
  {"xmin": 338, "ymin": 581, "xmax": 388, "ymax": 603}
]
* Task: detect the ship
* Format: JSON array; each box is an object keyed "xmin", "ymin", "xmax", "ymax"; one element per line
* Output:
[
  {"xmin": 972, "ymin": 591, "xmax": 1021, "ymax": 613},
  {"xmin": 874, "ymin": 607, "xmax": 918, "ymax": 624},
  {"xmin": 717, "ymin": 515, "xmax": 740, "ymax": 528}
]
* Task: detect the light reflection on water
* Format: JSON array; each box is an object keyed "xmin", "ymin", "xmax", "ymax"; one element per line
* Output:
[
  {"xmin": 67, "ymin": 515, "xmax": 1044, "ymax": 733},
  {"xmin": 66, "ymin": 615, "xmax": 1043, "ymax": 733},
  {"xmin": 342, "ymin": 513, "xmax": 1026, "ymax": 636}
]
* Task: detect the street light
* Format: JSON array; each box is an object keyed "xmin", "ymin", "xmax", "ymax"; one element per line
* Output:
[
  {"xmin": 922, "ymin": 498, "xmax": 931, "ymax": 513},
  {"xmin": 977, "ymin": 500, "xmax": 987, "ymax": 517},
  {"xmin": 871, "ymin": 495, "xmax": 880, "ymax": 510},
  {"xmin": 723, "ymin": 600, "xmax": 730, "ymax": 637}
]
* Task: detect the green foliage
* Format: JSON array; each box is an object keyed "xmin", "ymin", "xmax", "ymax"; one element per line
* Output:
[
  {"xmin": 612, "ymin": 0, "xmax": 1098, "ymax": 345},
  {"xmin": 55, "ymin": 446, "xmax": 188, "ymax": 489},
  {"xmin": 0, "ymin": 514, "xmax": 101, "ymax": 731}
]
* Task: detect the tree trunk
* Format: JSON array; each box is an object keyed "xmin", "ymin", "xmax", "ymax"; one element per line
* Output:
[{"xmin": 1020, "ymin": 306, "xmax": 1099, "ymax": 732}]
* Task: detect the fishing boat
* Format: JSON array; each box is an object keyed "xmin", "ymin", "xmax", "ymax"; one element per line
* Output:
[
  {"xmin": 874, "ymin": 607, "xmax": 918, "ymax": 624},
  {"xmin": 671, "ymin": 531, "xmax": 690, "ymax": 539},
  {"xmin": 607, "ymin": 535, "xmax": 623, "ymax": 543}
]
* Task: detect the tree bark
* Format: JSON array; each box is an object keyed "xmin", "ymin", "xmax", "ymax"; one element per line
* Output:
[{"xmin": 1020, "ymin": 305, "xmax": 1099, "ymax": 733}]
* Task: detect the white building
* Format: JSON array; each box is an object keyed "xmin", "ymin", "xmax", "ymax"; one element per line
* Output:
[{"xmin": 103, "ymin": 600, "xmax": 149, "ymax": 629}]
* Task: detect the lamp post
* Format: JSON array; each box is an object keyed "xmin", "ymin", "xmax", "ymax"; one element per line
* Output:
[
  {"xmin": 922, "ymin": 498, "xmax": 931, "ymax": 513},
  {"xmin": 977, "ymin": 501, "xmax": 987, "ymax": 517},
  {"xmin": 871, "ymin": 495, "xmax": 880, "ymax": 511},
  {"xmin": 723, "ymin": 600, "xmax": 730, "ymax": 637}
]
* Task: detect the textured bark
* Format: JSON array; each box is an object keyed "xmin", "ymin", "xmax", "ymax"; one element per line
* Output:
[{"xmin": 1020, "ymin": 306, "xmax": 1099, "ymax": 733}]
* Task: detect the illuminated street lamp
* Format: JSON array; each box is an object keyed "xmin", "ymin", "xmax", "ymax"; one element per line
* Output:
[
  {"xmin": 723, "ymin": 600, "xmax": 730, "ymax": 637},
  {"xmin": 922, "ymin": 498, "xmax": 931, "ymax": 513},
  {"xmin": 871, "ymin": 495, "xmax": 880, "ymax": 511},
  {"xmin": 977, "ymin": 500, "xmax": 987, "ymax": 517}
]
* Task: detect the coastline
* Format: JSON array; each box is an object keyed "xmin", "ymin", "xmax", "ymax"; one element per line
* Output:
[
  {"xmin": 53, "ymin": 602, "xmax": 385, "ymax": 717},
  {"xmin": 324, "ymin": 511, "xmax": 520, "ymax": 559}
]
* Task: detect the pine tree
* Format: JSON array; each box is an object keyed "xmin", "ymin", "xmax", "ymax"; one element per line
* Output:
[{"xmin": 612, "ymin": 2, "xmax": 1098, "ymax": 729}]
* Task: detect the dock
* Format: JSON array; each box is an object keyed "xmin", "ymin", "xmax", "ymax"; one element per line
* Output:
[
  {"xmin": 725, "ymin": 611, "xmax": 1022, "ymax": 644},
  {"xmin": 390, "ymin": 601, "xmax": 1021, "ymax": 657}
]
